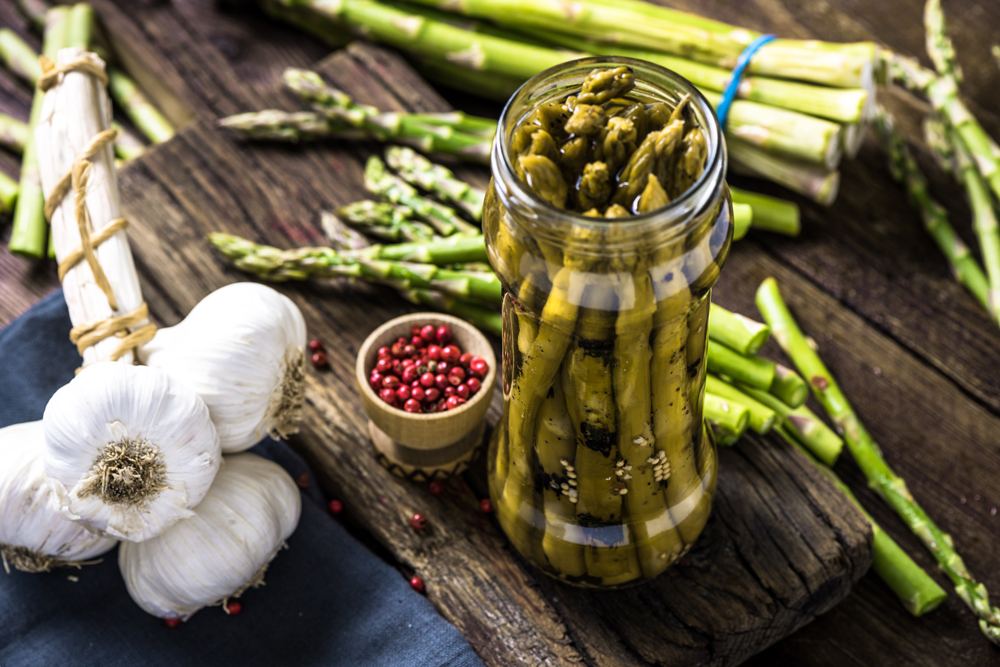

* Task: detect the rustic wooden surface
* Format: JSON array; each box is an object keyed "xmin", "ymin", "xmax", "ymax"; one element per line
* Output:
[{"xmin": 1, "ymin": 0, "xmax": 999, "ymax": 665}]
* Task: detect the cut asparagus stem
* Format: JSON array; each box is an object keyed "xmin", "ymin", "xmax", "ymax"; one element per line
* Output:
[
  {"xmin": 739, "ymin": 383, "xmax": 843, "ymax": 466},
  {"xmin": 769, "ymin": 363, "xmax": 809, "ymax": 408},
  {"xmin": 732, "ymin": 203, "xmax": 752, "ymax": 240},
  {"xmin": 873, "ymin": 107, "xmax": 990, "ymax": 314},
  {"xmin": 704, "ymin": 393, "xmax": 750, "ymax": 445},
  {"xmin": 8, "ymin": 5, "xmax": 69, "ymax": 259},
  {"xmin": 775, "ymin": 424, "xmax": 948, "ymax": 616},
  {"xmin": 706, "ymin": 339, "xmax": 776, "ymax": 389},
  {"xmin": 923, "ymin": 0, "xmax": 1000, "ymax": 204},
  {"xmin": 0, "ymin": 112, "xmax": 29, "ymax": 154},
  {"xmin": 729, "ymin": 186, "xmax": 801, "ymax": 236},
  {"xmin": 0, "ymin": 171, "xmax": 17, "ymax": 213},
  {"xmin": 756, "ymin": 277, "xmax": 1000, "ymax": 645},
  {"xmin": 365, "ymin": 156, "xmax": 480, "ymax": 235},
  {"xmin": 0, "ymin": 28, "xmax": 42, "ymax": 84},
  {"xmin": 700, "ymin": 90, "xmax": 843, "ymax": 169},
  {"xmin": 706, "ymin": 375, "xmax": 776, "ymax": 435},
  {"xmin": 107, "ymin": 66, "xmax": 174, "ymax": 144},
  {"xmin": 65, "ymin": 3, "xmax": 94, "ymax": 49},
  {"xmin": 402, "ymin": 289, "xmax": 502, "ymax": 336},
  {"xmin": 320, "ymin": 209, "xmax": 372, "ymax": 251},
  {"xmin": 728, "ymin": 138, "xmax": 840, "ymax": 206},
  {"xmin": 708, "ymin": 304, "xmax": 770, "ymax": 356},
  {"xmin": 337, "ymin": 200, "xmax": 438, "ymax": 243},
  {"xmin": 207, "ymin": 233, "xmax": 500, "ymax": 302},
  {"xmin": 385, "ymin": 146, "xmax": 486, "ymax": 221}
]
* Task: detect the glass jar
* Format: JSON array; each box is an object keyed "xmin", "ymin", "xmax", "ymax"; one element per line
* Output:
[{"xmin": 483, "ymin": 57, "xmax": 732, "ymax": 587}]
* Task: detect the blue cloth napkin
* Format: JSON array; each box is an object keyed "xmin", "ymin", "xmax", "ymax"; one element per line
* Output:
[{"xmin": 0, "ymin": 290, "xmax": 484, "ymax": 667}]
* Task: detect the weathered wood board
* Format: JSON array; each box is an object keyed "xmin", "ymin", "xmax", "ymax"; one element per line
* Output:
[{"xmin": 3, "ymin": 0, "xmax": 1000, "ymax": 665}]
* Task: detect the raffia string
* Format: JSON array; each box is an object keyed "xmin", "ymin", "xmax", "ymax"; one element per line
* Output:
[{"xmin": 39, "ymin": 53, "xmax": 156, "ymax": 366}]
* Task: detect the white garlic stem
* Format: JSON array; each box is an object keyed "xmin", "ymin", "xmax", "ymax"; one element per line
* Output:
[{"xmin": 35, "ymin": 48, "xmax": 145, "ymax": 366}]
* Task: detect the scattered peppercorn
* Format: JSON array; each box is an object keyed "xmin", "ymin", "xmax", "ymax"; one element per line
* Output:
[
  {"xmin": 308, "ymin": 339, "xmax": 324, "ymax": 352},
  {"xmin": 328, "ymin": 499, "xmax": 343, "ymax": 515},
  {"xmin": 409, "ymin": 576, "xmax": 425, "ymax": 593},
  {"xmin": 165, "ymin": 618, "xmax": 181, "ymax": 628},
  {"xmin": 409, "ymin": 513, "xmax": 429, "ymax": 531},
  {"xmin": 225, "ymin": 601, "xmax": 243, "ymax": 616},
  {"xmin": 428, "ymin": 479, "xmax": 445, "ymax": 496},
  {"xmin": 479, "ymin": 498, "xmax": 493, "ymax": 513},
  {"xmin": 311, "ymin": 351, "xmax": 328, "ymax": 368}
]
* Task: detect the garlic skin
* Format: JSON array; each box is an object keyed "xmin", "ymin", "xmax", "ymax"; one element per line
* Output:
[
  {"xmin": 119, "ymin": 452, "xmax": 302, "ymax": 620},
  {"xmin": 43, "ymin": 362, "xmax": 221, "ymax": 542},
  {"xmin": 138, "ymin": 283, "xmax": 308, "ymax": 453},
  {"xmin": 0, "ymin": 421, "xmax": 117, "ymax": 573}
]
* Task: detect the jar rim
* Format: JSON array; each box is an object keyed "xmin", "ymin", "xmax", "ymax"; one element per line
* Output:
[{"xmin": 493, "ymin": 55, "xmax": 726, "ymax": 232}]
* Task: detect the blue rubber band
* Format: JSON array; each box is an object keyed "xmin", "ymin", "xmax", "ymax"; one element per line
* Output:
[{"xmin": 716, "ymin": 34, "xmax": 777, "ymax": 130}]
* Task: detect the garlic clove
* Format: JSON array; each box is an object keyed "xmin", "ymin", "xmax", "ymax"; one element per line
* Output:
[
  {"xmin": 43, "ymin": 362, "xmax": 221, "ymax": 542},
  {"xmin": 0, "ymin": 421, "xmax": 117, "ymax": 573},
  {"xmin": 138, "ymin": 283, "xmax": 308, "ymax": 453},
  {"xmin": 119, "ymin": 452, "xmax": 302, "ymax": 620}
]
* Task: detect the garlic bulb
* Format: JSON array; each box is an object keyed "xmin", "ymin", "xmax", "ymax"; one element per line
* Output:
[
  {"xmin": 138, "ymin": 283, "xmax": 307, "ymax": 453},
  {"xmin": 0, "ymin": 421, "xmax": 117, "ymax": 573},
  {"xmin": 43, "ymin": 362, "xmax": 221, "ymax": 542},
  {"xmin": 119, "ymin": 452, "xmax": 302, "ymax": 620}
]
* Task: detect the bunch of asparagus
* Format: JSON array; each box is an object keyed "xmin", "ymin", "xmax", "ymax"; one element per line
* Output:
[
  {"xmin": 0, "ymin": 0, "xmax": 175, "ymax": 259},
  {"xmin": 255, "ymin": 0, "xmax": 880, "ymax": 205}
]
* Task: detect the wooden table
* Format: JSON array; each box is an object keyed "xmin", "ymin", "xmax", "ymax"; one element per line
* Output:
[{"xmin": 2, "ymin": 1, "xmax": 999, "ymax": 665}]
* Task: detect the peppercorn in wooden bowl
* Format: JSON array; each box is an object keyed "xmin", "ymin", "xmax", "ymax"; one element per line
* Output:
[{"xmin": 356, "ymin": 313, "xmax": 496, "ymax": 481}]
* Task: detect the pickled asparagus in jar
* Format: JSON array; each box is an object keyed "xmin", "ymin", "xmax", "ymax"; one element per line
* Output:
[{"xmin": 485, "ymin": 58, "xmax": 732, "ymax": 587}]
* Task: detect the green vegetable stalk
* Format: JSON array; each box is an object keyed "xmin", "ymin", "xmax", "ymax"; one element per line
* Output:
[
  {"xmin": 707, "ymin": 304, "xmax": 770, "ymax": 355},
  {"xmin": 757, "ymin": 277, "xmax": 1000, "ymax": 645}
]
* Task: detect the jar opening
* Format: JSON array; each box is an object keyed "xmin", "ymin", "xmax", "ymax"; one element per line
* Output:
[{"xmin": 492, "ymin": 56, "xmax": 726, "ymax": 234}]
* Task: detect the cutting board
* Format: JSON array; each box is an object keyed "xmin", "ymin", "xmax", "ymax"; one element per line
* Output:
[{"xmin": 82, "ymin": 3, "xmax": 871, "ymax": 663}]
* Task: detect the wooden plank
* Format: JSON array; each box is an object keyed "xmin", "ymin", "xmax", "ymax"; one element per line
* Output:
[{"xmin": 104, "ymin": 39, "xmax": 873, "ymax": 665}]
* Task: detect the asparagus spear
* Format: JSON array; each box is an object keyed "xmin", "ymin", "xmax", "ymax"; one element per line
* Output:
[
  {"xmin": 738, "ymin": 384, "xmax": 843, "ymax": 466},
  {"xmin": 336, "ymin": 200, "xmax": 437, "ymax": 243},
  {"xmin": 732, "ymin": 203, "xmax": 752, "ymax": 241},
  {"xmin": 207, "ymin": 233, "xmax": 500, "ymax": 302},
  {"xmin": 706, "ymin": 375, "xmax": 776, "ymax": 435},
  {"xmin": 769, "ymin": 363, "xmax": 809, "ymax": 408},
  {"xmin": 402, "ymin": 288, "xmax": 501, "ymax": 336},
  {"xmin": 218, "ymin": 109, "xmax": 354, "ymax": 142},
  {"xmin": 358, "ymin": 233, "xmax": 489, "ymax": 264},
  {"xmin": 0, "ymin": 171, "xmax": 17, "ymax": 213},
  {"xmin": 0, "ymin": 112, "xmax": 29, "ymax": 154},
  {"xmin": 320, "ymin": 209, "xmax": 372, "ymax": 251},
  {"xmin": 107, "ymin": 66, "xmax": 174, "ymax": 144},
  {"xmin": 756, "ymin": 277, "xmax": 1000, "ymax": 644},
  {"xmin": 385, "ymin": 146, "xmax": 486, "ymax": 220},
  {"xmin": 708, "ymin": 304, "xmax": 770, "ymax": 355},
  {"xmin": 8, "ymin": 5, "xmax": 69, "ymax": 259},
  {"xmin": 704, "ymin": 393, "xmax": 750, "ymax": 446},
  {"xmin": 729, "ymin": 187, "xmax": 801, "ymax": 236},
  {"xmin": 0, "ymin": 28, "xmax": 42, "ymax": 84},
  {"xmin": 706, "ymin": 339, "xmax": 775, "ymax": 389},
  {"xmin": 873, "ymin": 107, "xmax": 990, "ymax": 315},
  {"xmin": 774, "ymin": 425, "xmax": 947, "ymax": 616},
  {"xmin": 266, "ymin": 0, "xmax": 574, "ymax": 81},
  {"xmin": 728, "ymin": 137, "xmax": 840, "ymax": 206},
  {"xmin": 365, "ymin": 156, "xmax": 479, "ymax": 235},
  {"xmin": 923, "ymin": 0, "xmax": 1000, "ymax": 204},
  {"xmin": 283, "ymin": 68, "xmax": 493, "ymax": 162}
]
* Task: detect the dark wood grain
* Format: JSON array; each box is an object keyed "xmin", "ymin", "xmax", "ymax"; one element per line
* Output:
[{"xmin": 2, "ymin": 0, "xmax": 1000, "ymax": 665}]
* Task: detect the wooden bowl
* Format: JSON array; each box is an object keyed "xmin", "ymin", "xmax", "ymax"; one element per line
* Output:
[{"xmin": 356, "ymin": 313, "xmax": 497, "ymax": 481}]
